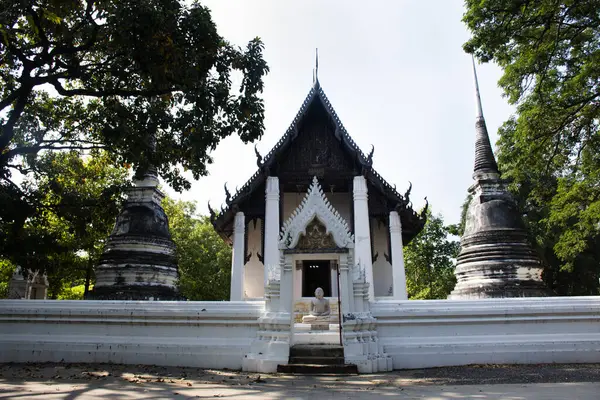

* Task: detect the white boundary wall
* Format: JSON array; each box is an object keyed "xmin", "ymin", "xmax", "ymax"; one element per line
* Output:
[
  {"xmin": 1, "ymin": 297, "xmax": 599, "ymax": 371},
  {"xmin": 372, "ymin": 297, "xmax": 600, "ymax": 369},
  {"xmin": 0, "ymin": 300, "xmax": 264, "ymax": 370}
]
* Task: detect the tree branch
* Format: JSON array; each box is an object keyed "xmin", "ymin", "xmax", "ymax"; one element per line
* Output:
[
  {"xmin": 7, "ymin": 163, "xmax": 34, "ymax": 175},
  {"xmin": 2, "ymin": 144, "xmax": 106, "ymax": 167},
  {"xmin": 0, "ymin": 89, "xmax": 22, "ymax": 112},
  {"xmin": 0, "ymin": 90, "xmax": 31, "ymax": 153},
  {"xmin": 27, "ymin": 6, "xmax": 50, "ymax": 61},
  {"xmin": 49, "ymin": 78, "xmax": 177, "ymax": 98},
  {"xmin": 49, "ymin": 2, "xmax": 100, "ymax": 58}
]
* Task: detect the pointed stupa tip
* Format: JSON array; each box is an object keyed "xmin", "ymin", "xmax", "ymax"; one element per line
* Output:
[
  {"xmin": 471, "ymin": 56, "xmax": 499, "ymax": 177},
  {"xmin": 313, "ymin": 48, "xmax": 319, "ymax": 87},
  {"xmin": 472, "ymin": 55, "xmax": 484, "ymax": 120}
]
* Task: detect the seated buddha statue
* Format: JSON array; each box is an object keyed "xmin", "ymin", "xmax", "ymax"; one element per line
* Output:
[{"xmin": 302, "ymin": 287, "xmax": 331, "ymax": 324}]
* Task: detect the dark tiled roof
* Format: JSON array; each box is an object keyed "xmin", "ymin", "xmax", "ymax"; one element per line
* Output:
[{"xmin": 211, "ymin": 79, "xmax": 426, "ymax": 243}]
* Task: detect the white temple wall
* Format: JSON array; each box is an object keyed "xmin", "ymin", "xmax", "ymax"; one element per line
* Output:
[
  {"xmin": 282, "ymin": 191, "xmax": 351, "ymax": 228},
  {"xmin": 0, "ymin": 300, "xmax": 264, "ymax": 369},
  {"xmin": 1, "ymin": 297, "xmax": 599, "ymax": 370},
  {"xmin": 244, "ymin": 219, "xmax": 264, "ymax": 299},
  {"xmin": 372, "ymin": 219, "xmax": 393, "ymax": 297},
  {"xmin": 372, "ymin": 297, "xmax": 600, "ymax": 369}
]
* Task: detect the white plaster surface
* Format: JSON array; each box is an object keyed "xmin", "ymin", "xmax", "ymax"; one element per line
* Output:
[
  {"xmin": 279, "ymin": 177, "xmax": 353, "ymax": 250},
  {"xmin": 282, "ymin": 191, "xmax": 352, "ymax": 232},
  {"xmin": 372, "ymin": 296, "xmax": 600, "ymax": 369},
  {"xmin": 353, "ymin": 176, "xmax": 374, "ymax": 300},
  {"xmin": 389, "ymin": 210, "xmax": 407, "ymax": 300},
  {"xmin": 244, "ymin": 219, "xmax": 264, "ymax": 299},
  {"xmin": 292, "ymin": 323, "xmax": 342, "ymax": 345},
  {"xmin": 263, "ymin": 176, "xmax": 280, "ymax": 287},
  {"xmin": 230, "ymin": 212, "xmax": 245, "ymax": 301},
  {"xmin": 0, "ymin": 300, "xmax": 264, "ymax": 370},
  {"xmin": 371, "ymin": 220, "xmax": 393, "ymax": 297},
  {"xmin": 2, "ymin": 297, "xmax": 599, "ymax": 372}
]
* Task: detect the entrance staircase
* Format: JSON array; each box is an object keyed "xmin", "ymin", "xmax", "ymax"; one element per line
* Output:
[{"xmin": 277, "ymin": 345, "xmax": 358, "ymax": 374}]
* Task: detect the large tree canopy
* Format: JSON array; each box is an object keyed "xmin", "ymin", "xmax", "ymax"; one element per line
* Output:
[
  {"xmin": 463, "ymin": 0, "xmax": 600, "ymax": 294},
  {"xmin": 0, "ymin": 0, "xmax": 268, "ymax": 184},
  {"xmin": 16, "ymin": 150, "xmax": 127, "ymax": 296},
  {"xmin": 0, "ymin": 0, "xmax": 268, "ymax": 260}
]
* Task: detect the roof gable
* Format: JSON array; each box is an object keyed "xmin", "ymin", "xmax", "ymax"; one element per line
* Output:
[
  {"xmin": 256, "ymin": 80, "xmax": 372, "ymax": 169},
  {"xmin": 210, "ymin": 79, "xmax": 427, "ymax": 244}
]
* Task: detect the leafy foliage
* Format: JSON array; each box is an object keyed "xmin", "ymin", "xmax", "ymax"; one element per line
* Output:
[
  {"xmin": 56, "ymin": 283, "xmax": 86, "ymax": 300},
  {"xmin": 404, "ymin": 209, "xmax": 459, "ymax": 300},
  {"xmin": 0, "ymin": 258, "xmax": 16, "ymax": 298},
  {"xmin": 162, "ymin": 197, "xmax": 231, "ymax": 301},
  {"xmin": 0, "ymin": 0, "xmax": 268, "ymax": 258},
  {"xmin": 6, "ymin": 150, "xmax": 128, "ymax": 295},
  {"xmin": 464, "ymin": 0, "xmax": 600, "ymax": 295}
]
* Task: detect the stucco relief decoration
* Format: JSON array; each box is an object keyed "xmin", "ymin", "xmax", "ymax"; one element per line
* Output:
[
  {"xmin": 279, "ymin": 176, "xmax": 354, "ymax": 250},
  {"xmin": 352, "ymin": 260, "xmax": 366, "ymax": 282},
  {"xmin": 296, "ymin": 218, "xmax": 337, "ymax": 250},
  {"xmin": 266, "ymin": 263, "xmax": 281, "ymax": 282}
]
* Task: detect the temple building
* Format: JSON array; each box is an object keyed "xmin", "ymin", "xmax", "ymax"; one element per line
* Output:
[
  {"xmin": 208, "ymin": 67, "xmax": 427, "ymax": 372},
  {"xmin": 448, "ymin": 60, "xmax": 549, "ymax": 299},
  {"xmin": 7, "ymin": 59, "xmax": 589, "ymax": 377},
  {"xmin": 210, "ymin": 71, "xmax": 427, "ymax": 307}
]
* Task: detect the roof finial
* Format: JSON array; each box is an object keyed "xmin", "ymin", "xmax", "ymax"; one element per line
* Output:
[
  {"xmin": 313, "ymin": 48, "xmax": 319, "ymax": 85},
  {"xmin": 471, "ymin": 56, "xmax": 499, "ymax": 178}
]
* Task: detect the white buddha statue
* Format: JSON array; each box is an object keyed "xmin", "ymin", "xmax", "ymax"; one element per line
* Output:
[{"xmin": 302, "ymin": 287, "xmax": 330, "ymax": 324}]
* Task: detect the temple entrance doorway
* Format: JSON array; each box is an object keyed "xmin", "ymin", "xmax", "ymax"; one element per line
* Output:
[
  {"xmin": 291, "ymin": 254, "xmax": 342, "ymax": 347},
  {"xmin": 302, "ymin": 260, "xmax": 331, "ymax": 297}
]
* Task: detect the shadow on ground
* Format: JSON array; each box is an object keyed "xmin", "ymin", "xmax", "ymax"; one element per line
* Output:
[{"xmin": 0, "ymin": 362, "xmax": 598, "ymax": 399}]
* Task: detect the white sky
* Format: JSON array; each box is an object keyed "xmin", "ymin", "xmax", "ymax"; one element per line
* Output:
[{"xmin": 164, "ymin": 0, "xmax": 514, "ymax": 225}]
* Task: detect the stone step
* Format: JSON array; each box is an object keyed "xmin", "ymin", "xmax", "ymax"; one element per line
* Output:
[
  {"xmin": 289, "ymin": 356, "xmax": 344, "ymax": 365},
  {"xmin": 276, "ymin": 363, "xmax": 358, "ymax": 375},
  {"xmin": 289, "ymin": 345, "xmax": 344, "ymax": 358}
]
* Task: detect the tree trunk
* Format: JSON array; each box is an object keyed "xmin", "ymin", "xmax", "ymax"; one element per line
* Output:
[{"xmin": 84, "ymin": 253, "xmax": 93, "ymax": 296}]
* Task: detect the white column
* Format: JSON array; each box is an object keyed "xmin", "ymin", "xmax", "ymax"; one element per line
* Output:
[
  {"xmin": 353, "ymin": 175, "xmax": 374, "ymax": 301},
  {"xmin": 264, "ymin": 176, "xmax": 280, "ymax": 288},
  {"xmin": 280, "ymin": 254, "xmax": 293, "ymax": 313},
  {"xmin": 230, "ymin": 212, "xmax": 245, "ymax": 301},
  {"xmin": 330, "ymin": 264, "xmax": 339, "ymax": 298},
  {"xmin": 294, "ymin": 264, "xmax": 302, "ymax": 300},
  {"xmin": 339, "ymin": 253, "xmax": 352, "ymax": 314},
  {"xmin": 389, "ymin": 211, "xmax": 408, "ymax": 300}
]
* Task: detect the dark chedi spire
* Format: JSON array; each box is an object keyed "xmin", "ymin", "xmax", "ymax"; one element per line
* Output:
[
  {"xmin": 313, "ymin": 48, "xmax": 319, "ymax": 87},
  {"xmin": 448, "ymin": 57, "xmax": 549, "ymax": 299},
  {"xmin": 88, "ymin": 130, "xmax": 181, "ymax": 301},
  {"xmin": 472, "ymin": 57, "xmax": 499, "ymax": 178}
]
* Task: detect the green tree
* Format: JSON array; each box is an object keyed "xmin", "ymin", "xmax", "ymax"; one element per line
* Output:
[
  {"xmin": 13, "ymin": 150, "xmax": 128, "ymax": 297},
  {"xmin": 0, "ymin": 258, "xmax": 16, "ymax": 298},
  {"xmin": 162, "ymin": 197, "xmax": 231, "ymax": 301},
  {"xmin": 1, "ymin": 0, "xmax": 268, "ymax": 255},
  {"xmin": 463, "ymin": 0, "xmax": 600, "ymax": 295},
  {"xmin": 404, "ymin": 210, "xmax": 459, "ymax": 300}
]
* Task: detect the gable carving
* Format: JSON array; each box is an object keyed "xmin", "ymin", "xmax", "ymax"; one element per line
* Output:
[
  {"xmin": 296, "ymin": 218, "xmax": 337, "ymax": 250},
  {"xmin": 279, "ymin": 176, "xmax": 354, "ymax": 250},
  {"xmin": 276, "ymin": 100, "xmax": 356, "ymax": 177}
]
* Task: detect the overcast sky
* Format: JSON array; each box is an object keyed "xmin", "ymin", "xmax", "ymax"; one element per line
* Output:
[{"xmin": 164, "ymin": 0, "xmax": 514, "ymax": 225}]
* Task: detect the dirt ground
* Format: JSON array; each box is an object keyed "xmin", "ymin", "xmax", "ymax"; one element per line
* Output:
[{"xmin": 0, "ymin": 362, "xmax": 599, "ymax": 399}]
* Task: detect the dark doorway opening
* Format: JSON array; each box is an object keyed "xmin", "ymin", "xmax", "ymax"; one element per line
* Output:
[{"xmin": 302, "ymin": 260, "xmax": 331, "ymax": 297}]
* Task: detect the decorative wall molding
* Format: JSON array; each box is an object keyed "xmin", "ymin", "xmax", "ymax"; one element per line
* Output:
[
  {"xmin": 280, "ymin": 176, "xmax": 354, "ymax": 250},
  {"xmin": 1, "ymin": 297, "xmax": 599, "ymax": 372},
  {"xmin": 0, "ymin": 300, "xmax": 264, "ymax": 370},
  {"xmin": 372, "ymin": 297, "xmax": 600, "ymax": 369}
]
